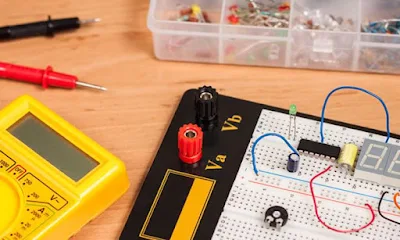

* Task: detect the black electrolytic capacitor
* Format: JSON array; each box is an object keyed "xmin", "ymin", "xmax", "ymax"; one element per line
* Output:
[{"xmin": 287, "ymin": 153, "xmax": 300, "ymax": 173}]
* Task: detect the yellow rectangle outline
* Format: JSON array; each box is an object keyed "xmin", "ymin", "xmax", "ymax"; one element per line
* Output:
[{"xmin": 139, "ymin": 169, "xmax": 216, "ymax": 240}]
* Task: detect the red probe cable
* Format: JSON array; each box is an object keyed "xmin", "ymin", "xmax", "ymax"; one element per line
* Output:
[
  {"xmin": 0, "ymin": 62, "xmax": 106, "ymax": 91},
  {"xmin": 310, "ymin": 166, "xmax": 376, "ymax": 233}
]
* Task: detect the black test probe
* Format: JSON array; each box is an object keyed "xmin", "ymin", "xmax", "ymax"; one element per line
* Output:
[{"xmin": 0, "ymin": 16, "xmax": 100, "ymax": 41}]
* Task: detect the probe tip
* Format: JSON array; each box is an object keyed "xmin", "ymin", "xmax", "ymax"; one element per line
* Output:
[
  {"xmin": 96, "ymin": 86, "xmax": 107, "ymax": 91},
  {"xmin": 76, "ymin": 81, "xmax": 107, "ymax": 91},
  {"xmin": 80, "ymin": 18, "xmax": 101, "ymax": 25}
]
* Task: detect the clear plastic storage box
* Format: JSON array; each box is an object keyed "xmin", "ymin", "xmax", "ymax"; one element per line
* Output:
[{"xmin": 147, "ymin": 0, "xmax": 400, "ymax": 74}]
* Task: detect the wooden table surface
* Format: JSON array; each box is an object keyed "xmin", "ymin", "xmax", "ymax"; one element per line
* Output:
[{"xmin": 1, "ymin": 0, "xmax": 400, "ymax": 239}]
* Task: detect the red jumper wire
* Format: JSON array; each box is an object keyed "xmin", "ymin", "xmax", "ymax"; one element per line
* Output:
[
  {"xmin": 310, "ymin": 166, "xmax": 376, "ymax": 233},
  {"xmin": 0, "ymin": 62, "xmax": 106, "ymax": 91}
]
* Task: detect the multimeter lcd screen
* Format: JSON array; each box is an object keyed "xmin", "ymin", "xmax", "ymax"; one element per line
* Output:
[{"xmin": 8, "ymin": 114, "xmax": 98, "ymax": 181}]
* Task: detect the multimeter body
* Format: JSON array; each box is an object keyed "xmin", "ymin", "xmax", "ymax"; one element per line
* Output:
[{"xmin": 0, "ymin": 96, "xmax": 130, "ymax": 240}]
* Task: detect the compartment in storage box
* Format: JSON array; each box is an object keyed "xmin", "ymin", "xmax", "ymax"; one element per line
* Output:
[
  {"xmin": 291, "ymin": 0, "xmax": 359, "ymax": 32},
  {"xmin": 361, "ymin": 0, "xmax": 400, "ymax": 35},
  {"xmin": 358, "ymin": 45, "xmax": 400, "ymax": 74},
  {"xmin": 290, "ymin": 30, "xmax": 357, "ymax": 70},
  {"xmin": 222, "ymin": 0, "xmax": 291, "ymax": 27},
  {"xmin": 221, "ymin": 0, "xmax": 290, "ymax": 37},
  {"xmin": 153, "ymin": 33, "xmax": 219, "ymax": 63},
  {"xmin": 153, "ymin": 0, "xmax": 223, "ymax": 22},
  {"xmin": 149, "ymin": 0, "xmax": 223, "ymax": 33},
  {"xmin": 223, "ymin": 37, "xmax": 287, "ymax": 66}
]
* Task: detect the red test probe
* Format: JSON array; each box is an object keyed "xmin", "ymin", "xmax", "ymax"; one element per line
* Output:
[{"xmin": 0, "ymin": 62, "xmax": 107, "ymax": 91}]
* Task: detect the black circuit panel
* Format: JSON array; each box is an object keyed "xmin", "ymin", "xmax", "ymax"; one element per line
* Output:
[{"xmin": 120, "ymin": 88, "xmax": 395, "ymax": 240}]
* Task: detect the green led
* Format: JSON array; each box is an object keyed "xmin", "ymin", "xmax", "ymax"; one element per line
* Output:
[{"xmin": 289, "ymin": 104, "xmax": 297, "ymax": 115}]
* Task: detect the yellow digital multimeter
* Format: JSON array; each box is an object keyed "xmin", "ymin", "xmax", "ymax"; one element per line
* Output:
[{"xmin": 0, "ymin": 96, "xmax": 130, "ymax": 240}]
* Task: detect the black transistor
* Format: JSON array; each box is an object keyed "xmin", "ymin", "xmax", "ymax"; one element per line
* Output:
[{"xmin": 297, "ymin": 139, "xmax": 341, "ymax": 160}]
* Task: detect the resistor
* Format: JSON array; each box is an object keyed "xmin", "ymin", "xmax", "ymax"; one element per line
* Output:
[{"xmin": 338, "ymin": 143, "xmax": 358, "ymax": 172}]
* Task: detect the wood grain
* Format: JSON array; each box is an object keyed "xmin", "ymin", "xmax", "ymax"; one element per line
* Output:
[{"xmin": 1, "ymin": 0, "xmax": 400, "ymax": 239}]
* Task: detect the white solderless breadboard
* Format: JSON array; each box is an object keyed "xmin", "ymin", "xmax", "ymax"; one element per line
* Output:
[{"xmin": 212, "ymin": 109, "xmax": 400, "ymax": 240}]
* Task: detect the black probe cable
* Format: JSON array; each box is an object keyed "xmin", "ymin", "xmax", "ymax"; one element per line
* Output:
[
  {"xmin": 378, "ymin": 191, "xmax": 400, "ymax": 225},
  {"xmin": 0, "ymin": 16, "xmax": 100, "ymax": 41}
]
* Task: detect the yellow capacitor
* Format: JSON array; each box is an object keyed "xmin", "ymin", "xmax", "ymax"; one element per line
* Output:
[{"xmin": 338, "ymin": 143, "xmax": 358, "ymax": 172}]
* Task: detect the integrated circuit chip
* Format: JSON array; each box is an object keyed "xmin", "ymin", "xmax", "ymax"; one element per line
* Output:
[{"xmin": 297, "ymin": 139, "xmax": 341, "ymax": 160}]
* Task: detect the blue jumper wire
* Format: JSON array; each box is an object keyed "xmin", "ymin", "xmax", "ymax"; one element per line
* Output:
[{"xmin": 319, "ymin": 86, "xmax": 390, "ymax": 143}]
